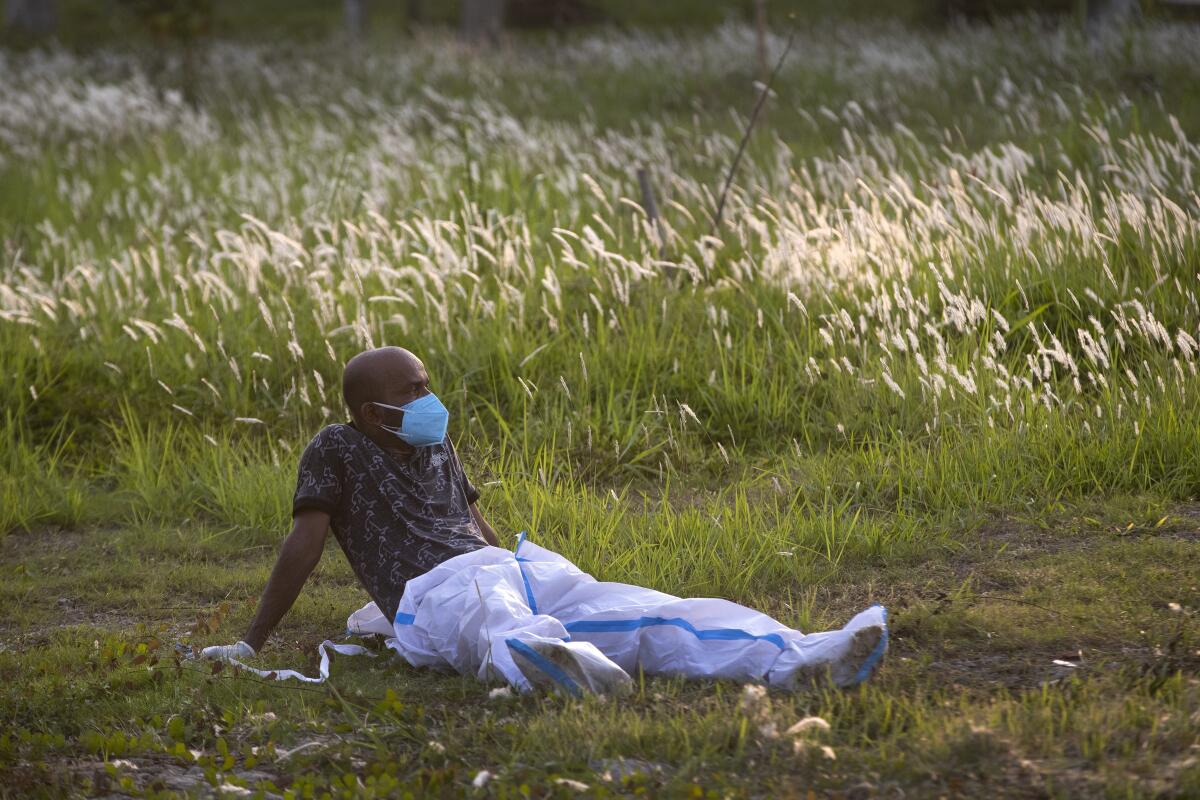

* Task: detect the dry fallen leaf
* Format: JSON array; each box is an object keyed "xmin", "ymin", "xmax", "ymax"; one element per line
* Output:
[
  {"xmin": 786, "ymin": 716, "xmax": 831, "ymax": 737},
  {"xmin": 554, "ymin": 778, "xmax": 589, "ymax": 791}
]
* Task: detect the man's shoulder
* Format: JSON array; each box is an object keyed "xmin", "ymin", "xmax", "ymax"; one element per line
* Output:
[{"xmin": 305, "ymin": 422, "xmax": 362, "ymax": 452}]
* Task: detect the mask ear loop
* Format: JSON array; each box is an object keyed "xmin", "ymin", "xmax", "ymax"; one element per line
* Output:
[{"xmin": 369, "ymin": 401, "xmax": 405, "ymax": 434}]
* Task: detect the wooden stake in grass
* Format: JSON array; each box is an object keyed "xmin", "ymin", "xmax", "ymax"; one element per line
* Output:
[{"xmin": 709, "ymin": 26, "xmax": 797, "ymax": 236}]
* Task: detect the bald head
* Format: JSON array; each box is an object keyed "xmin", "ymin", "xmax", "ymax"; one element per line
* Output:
[{"xmin": 342, "ymin": 347, "xmax": 429, "ymax": 423}]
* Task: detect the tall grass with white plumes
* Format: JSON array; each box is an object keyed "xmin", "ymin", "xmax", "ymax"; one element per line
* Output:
[{"xmin": 1, "ymin": 17, "xmax": 1198, "ymax": 592}]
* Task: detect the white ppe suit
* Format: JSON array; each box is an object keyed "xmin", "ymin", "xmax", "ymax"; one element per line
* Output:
[
  {"xmin": 340, "ymin": 535, "xmax": 889, "ymax": 694},
  {"xmin": 218, "ymin": 535, "xmax": 887, "ymax": 692}
]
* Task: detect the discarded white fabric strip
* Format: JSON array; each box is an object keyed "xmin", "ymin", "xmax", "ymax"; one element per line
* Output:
[{"xmin": 224, "ymin": 640, "xmax": 374, "ymax": 683}]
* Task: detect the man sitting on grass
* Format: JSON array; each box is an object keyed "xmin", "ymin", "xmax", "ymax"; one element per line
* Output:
[{"xmin": 201, "ymin": 346, "xmax": 887, "ymax": 695}]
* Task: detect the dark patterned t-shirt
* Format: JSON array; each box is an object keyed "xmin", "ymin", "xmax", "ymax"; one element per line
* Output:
[{"xmin": 291, "ymin": 423, "xmax": 487, "ymax": 621}]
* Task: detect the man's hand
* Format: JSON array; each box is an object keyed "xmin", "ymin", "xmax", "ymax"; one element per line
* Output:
[
  {"xmin": 240, "ymin": 509, "xmax": 331, "ymax": 652},
  {"xmin": 199, "ymin": 641, "xmax": 256, "ymax": 662}
]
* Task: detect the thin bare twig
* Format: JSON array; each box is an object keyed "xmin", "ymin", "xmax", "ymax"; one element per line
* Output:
[
  {"xmin": 971, "ymin": 593, "xmax": 1069, "ymax": 618},
  {"xmin": 709, "ymin": 27, "xmax": 797, "ymax": 236}
]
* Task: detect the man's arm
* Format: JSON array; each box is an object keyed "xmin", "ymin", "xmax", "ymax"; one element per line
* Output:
[
  {"xmin": 470, "ymin": 503, "xmax": 500, "ymax": 547},
  {"xmin": 241, "ymin": 509, "xmax": 331, "ymax": 652}
]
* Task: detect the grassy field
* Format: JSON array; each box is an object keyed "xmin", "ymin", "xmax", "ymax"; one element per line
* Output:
[{"xmin": 1, "ymin": 15, "xmax": 1199, "ymax": 798}]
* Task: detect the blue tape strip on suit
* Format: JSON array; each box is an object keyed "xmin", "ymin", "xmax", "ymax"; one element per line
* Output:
[
  {"xmin": 516, "ymin": 558, "xmax": 539, "ymax": 614},
  {"xmin": 848, "ymin": 605, "xmax": 889, "ymax": 686},
  {"xmin": 395, "ymin": 612, "xmax": 415, "ymax": 625},
  {"xmin": 506, "ymin": 638, "xmax": 582, "ymax": 697},
  {"xmin": 516, "ymin": 566, "xmax": 540, "ymax": 618},
  {"xmin": 513, "ymin": 531, "xmax": 538, "ymax": 614},
  {"xmin": 564, "ymin": 616, "xmax": 787, "ymax": 649}
]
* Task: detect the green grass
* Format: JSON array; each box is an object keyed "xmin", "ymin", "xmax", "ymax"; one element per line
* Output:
[
  {"xmin": 2, "ymin": 15, "xmax": 1199, "ymax": 798},
  {"xmin": 1, "ymin": 504, "xmax": 1197, "ymax": 797}
]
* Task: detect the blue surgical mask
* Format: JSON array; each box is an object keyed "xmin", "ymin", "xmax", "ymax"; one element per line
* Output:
[{"xmin": 371, "ymin": 393, "xmax": 449, "ymax": 447}]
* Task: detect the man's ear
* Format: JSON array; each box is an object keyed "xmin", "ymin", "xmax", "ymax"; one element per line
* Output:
[{"xmin": 359, "ymin": 402, "xmax": 380, "ymax": 425}]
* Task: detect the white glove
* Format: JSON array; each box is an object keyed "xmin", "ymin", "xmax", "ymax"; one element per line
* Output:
[{"xmin": 199, "ymin": 641, "xmax": 256, "ymax": 662}]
